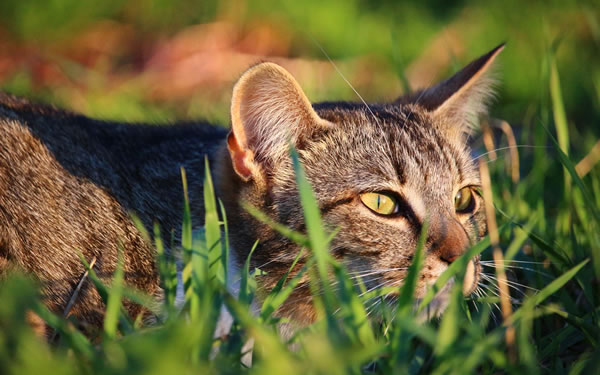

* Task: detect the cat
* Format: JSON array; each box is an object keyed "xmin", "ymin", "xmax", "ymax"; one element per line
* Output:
[{"xmin": 0, "ymin": 44, "xmax": 502, "ymax": 336}]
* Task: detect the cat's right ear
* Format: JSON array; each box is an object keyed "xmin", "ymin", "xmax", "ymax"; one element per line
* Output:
[
  {"xmin": 228, "ymin": 62, "xmax": 332, "ymax": 182},
  {"xmin": 398, "ymin": 44, "xmax": 504, "ymax": 140}
]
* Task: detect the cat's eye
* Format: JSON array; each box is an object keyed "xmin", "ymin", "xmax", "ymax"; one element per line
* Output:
[
  {"xmin": 454, "ymin": 186, "xmax": 476, "ymax": 213},
  {"xmin": 360, "ymin": 192, "xmax": 398, "ymax": 215}
]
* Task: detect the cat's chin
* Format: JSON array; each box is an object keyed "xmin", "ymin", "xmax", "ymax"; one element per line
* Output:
[
  {"xmin": 414, "ymin": 282, "xmax": 454, "ymax": 322},
  {"xmin": 414, "ymin": 259, "xmax": 482, "ymax": 322}
]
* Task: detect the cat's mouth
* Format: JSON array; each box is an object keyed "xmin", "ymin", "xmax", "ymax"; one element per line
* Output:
[{"xmin": 462, "ymin": 259, "xmax": 481, "ymax": 296}]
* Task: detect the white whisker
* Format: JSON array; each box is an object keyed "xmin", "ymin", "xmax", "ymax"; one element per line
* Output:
[
  {"xmin": 309, "ymin": 35, "xmax": 380, "ymax": 125},
  {"xmin": 481, "ymin": 273, "xmax": 539, "ymax": 293},
  {"xmin": 480, "ymin": 260, "xmax": 545, "ymax": 265},
  {"xmin": 480, "ymin": 262, "xmax": 553, "ymax": 279},
  {"xmin": 474, "ymin": 145, "xmax": 550, "ymax": 161}
]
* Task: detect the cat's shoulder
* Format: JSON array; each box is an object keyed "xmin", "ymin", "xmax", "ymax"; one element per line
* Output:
[{"xmin": 0, "ymin": 91, "xmax": 68, "ymax": 119}]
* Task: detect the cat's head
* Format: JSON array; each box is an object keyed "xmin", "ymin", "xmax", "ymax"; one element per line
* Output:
[{"xmin": 222, "ymin": 45, "xmax": 503, "ymax": 322}]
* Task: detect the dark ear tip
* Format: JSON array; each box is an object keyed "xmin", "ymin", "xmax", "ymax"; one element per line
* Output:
[
  {"xmin": 486, "ymin": 43, "xmax": 506, "ymax": 59},
  {"xmin": 463, "ymin": 43, "xmax": 505, "ymax": 76}
]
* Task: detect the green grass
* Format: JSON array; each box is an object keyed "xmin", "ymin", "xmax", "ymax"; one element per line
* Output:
[
  {"xmin": 1, "ymin": 132, "xmax": 599, "ymax": 373},
  {"xmin": 1, "ymin": 1, "xmax": 599, "ymax": 373}
]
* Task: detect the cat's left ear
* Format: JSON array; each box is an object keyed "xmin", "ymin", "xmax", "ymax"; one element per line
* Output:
[
  {"xmin": 400, "ymin": 44, "xmax": 504, "ymax": 140},
  {"xmin": 227, "ymin": 62, "xmax": 332, "ymax": 182}
]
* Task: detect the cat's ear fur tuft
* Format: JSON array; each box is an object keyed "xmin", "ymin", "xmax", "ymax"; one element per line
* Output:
[
  {"xmin": 400, "ymin": 44, "xmax": 504, "ymax": 140},
  {"xmin": 228, "ymin": 62, "xmax": 331, "ymax": 181}
]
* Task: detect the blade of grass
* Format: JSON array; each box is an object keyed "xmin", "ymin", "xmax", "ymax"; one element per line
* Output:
[
  {"xmin": 224, "ymin": 293, "xmax": 300, "ymax": 374},
  {"xmin": 104, "ymin": 249, "xmax": 124, "ymax": 339},
  {"xmin": 397, "ymin": 220, "xmax": 428, "ymax": 314},
  {"xmin": 331, "ymin": 262, "xmax": 376, "ymax": 347},
  {"xmin": 154, "ymin": 222, "xmax": 177, "ymax": 311},
  {"xmin": 289, "ymin": 147, "xmax": 335, "ymax": 315},
  {"xmin": 435, "ymin": 280, "xmax": 462, "ymax": 356},
  {"xmin": 509, "ymin": 258, "xmax": 589, "ymax": 324},
  {"xmin": 204, "ymin": 157, "xmax": 224, "ymax": 285},
  {"xmin": 242, "ymin": 202, "xmax": 309, "ymax": 247},
  {"xmin": 239, "ymin": 241, "xmax": 259, "ymax": 306},
  {"xmin": 219, "ymin": 199, "xmax": 230, "ymax": 288},
  {"xmin": 545, "ymin": 126, "xmax": 600, "ymax": 279},
  {"xmin": 549, "ymin": 55, "xmax": 571, "ymax": 195},
  {"xmin": 77, "ymin": 253, "xmax": 133, "ymax": 334},
  {"xmin": 545, "ymin": 126, "xmax": 600, "ymax": 223},
  {"xmin": 260, "ymin": 248, "xmax": 308, "ymax": 321},
  {"xmin": 32, "ymin": 302, "xmax": 94, "ymax": 359}
]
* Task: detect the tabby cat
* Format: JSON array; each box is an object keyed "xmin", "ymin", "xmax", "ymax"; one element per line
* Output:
[{"xmin": 0, "ymin": 44, "xmax": 503, "ymax": 335}]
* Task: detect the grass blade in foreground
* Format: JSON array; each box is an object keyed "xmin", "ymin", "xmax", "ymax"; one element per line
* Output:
[
  {"xmin": 204, "ymin": 157, "xmax": 225, "ymax": 285},
  {"xmin": 509, "ymin": 258, "xmax": 589, "ymax": 324},
  {"xmin": 103, "ymin": 249, "xmax": 125, "ymax": 339},
  {"xmin": 289, "ymin": 147, "xmax": 337, "ymax": 319}
]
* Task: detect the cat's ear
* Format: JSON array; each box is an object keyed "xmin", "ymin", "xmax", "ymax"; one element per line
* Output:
[
  {"xmin": 402, "ymin": 44, "xmax": 504, "ymax": 139},
  {"xmin": 227, "ymin": 62, "xmax": 332, "ymax": 181}
]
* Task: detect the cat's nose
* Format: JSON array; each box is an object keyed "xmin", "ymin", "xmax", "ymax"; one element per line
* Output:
[
  {"xmin": 435, "ymin": 221, "xmax": 469, "ymax": 264},
  {"xmin": 441, "ymin": 252, "xmax": 461, "ymax": 263}
]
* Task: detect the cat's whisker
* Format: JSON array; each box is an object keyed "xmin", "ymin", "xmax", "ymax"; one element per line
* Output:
[
  {"xmin": 481, "ymin": 272, "xmax": 539, "ymax": 293},
  {"xmin": 310, "ymin": 35, "xmax": 380, "ymax": 125},
  {"xmin": 361, "ymin": 278, "xmax": 402, "ymax": 317},
  {"xmin": 306, "ymin": 268, "xmax": 407, "ymax": 296},
  {"xmin": 474, "ymin": 145, "xmax": 550, "ymax": 161},
  {"xmin": 366, "ymin": 293, "xmax": 396, "ymax": 317},
  {"xmin": 495, "ymin": 279, "xmax": 538, "ymax": 296},
  {"xmin": 480, "ymin": 260, "xmax": 544, "ymax": 265},
  {"xmin": 473, "ymin": 284, "xmax": 502, "ymax": 324},
  {"xmin": 359, "ymin": 279, "xmax": 395, "ymax": 298},
  {"xmin": 479, "ymin": 275, "xmax": 525, "ymax": 304},
  {"xmin": 288, "ymin": 272, "xmax": 393, "ymax": 309},
  {"xmin": 347, "ymin": 267, "xmax": 408, "ymax": 278},
  {"xmin": 254, "ymin": 252, "xmax": 297, "ymax": 270},
  {"xmin": 480, "ymin": 262, "xmax": 554, "ymax": 278},
  {"xmin": 479, "ymin": 287, "xmax": 505, "ymax": 311},
  {"xmin": 478, "ymin": 280, "xmax": 501, "ymax": 298},
  {"xmin": 365, "ymin": 299, "xmax": 383, "ymax": 317},
  {"xmin": 383, "ymin": 313, "xmax": 396, "ymax": 336}
]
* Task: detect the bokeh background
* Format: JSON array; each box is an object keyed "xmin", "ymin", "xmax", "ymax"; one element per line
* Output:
[{"xmin": 0, "ymin": 0, "xmax": 598, "ymax": 147}]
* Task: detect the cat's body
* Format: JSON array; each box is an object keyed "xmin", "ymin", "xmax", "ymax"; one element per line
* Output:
[
  {"xmin": 0, "ymin": 93, "xmax": 227, "ymax": 329},
  {"xmin": 0, "ymin": 45, "xmax": 502, "ymax": 334}
]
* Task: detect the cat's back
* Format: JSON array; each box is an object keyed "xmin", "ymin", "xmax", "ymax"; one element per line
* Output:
[
  {"xmin": 0, "ymin": 92, "xmax": 227, "ymax": 171},
  {"xmin": 0, "ymin": 91, "xmax": 228, "ymax": 233}
]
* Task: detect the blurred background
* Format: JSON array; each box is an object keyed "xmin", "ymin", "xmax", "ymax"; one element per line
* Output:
[{"xmin": 0, "ymin": 0, "xmax": 598, "ymax": 154}]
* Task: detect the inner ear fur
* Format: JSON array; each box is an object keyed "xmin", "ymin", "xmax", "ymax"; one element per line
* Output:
[
  {"xmin": 228, "ymin": 62, "xmax": 332, "ymax": 181},
  {"xmin": 398, "ymin": 43, "xmax": 505, "ymax": 140}
]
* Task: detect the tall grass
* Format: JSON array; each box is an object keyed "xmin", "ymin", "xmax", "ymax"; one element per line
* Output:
[{"xmin": 1, "ymin": 86, "xmax": 599, "ymax": 372}]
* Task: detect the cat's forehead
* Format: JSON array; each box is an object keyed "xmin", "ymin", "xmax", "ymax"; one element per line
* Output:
[{"xmin": 306, "ymin": 102, "xmax": 478, "ymax": 197}]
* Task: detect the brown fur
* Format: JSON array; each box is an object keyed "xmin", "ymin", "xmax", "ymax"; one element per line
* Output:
[{"xmin": 0, "ymin": 45, "xmax": 502, "ymax": 332}]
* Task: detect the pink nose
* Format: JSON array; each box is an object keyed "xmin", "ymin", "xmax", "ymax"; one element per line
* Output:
[
  {"xmin": 441, "ymin": 253, "xmax": 461, "ymax": 263},
  {"xmin": 435, "ymin": 222, "xmax": 469, "ymax": 264}
]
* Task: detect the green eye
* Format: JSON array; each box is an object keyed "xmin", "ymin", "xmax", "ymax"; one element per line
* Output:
[
  {"xmin": 455, "ymin": 187, "xmax": 475, "ymax": 213},
  {"xmin": 360, "ymin": 192, "xmax": 398, "ymax": 215}
]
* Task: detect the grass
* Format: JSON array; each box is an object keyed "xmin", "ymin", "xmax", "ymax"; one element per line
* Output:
[
  {"xmin": 0, "ymin": 1, "xmax": 599, "ymax": 374},
  {"xmin": 1, "ymin": 123, "xmax": 599, "ymax": 373}
]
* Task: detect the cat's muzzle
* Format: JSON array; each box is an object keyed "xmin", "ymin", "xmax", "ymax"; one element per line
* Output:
[{"xmin": 462, "ymin": 258, "xmax": 481, "ymax": 296}]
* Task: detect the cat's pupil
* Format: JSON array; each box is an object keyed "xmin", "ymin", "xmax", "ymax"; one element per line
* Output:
[{"xmin": 359, "ymin": 193, "xmax": 397, "ymax": 215}]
